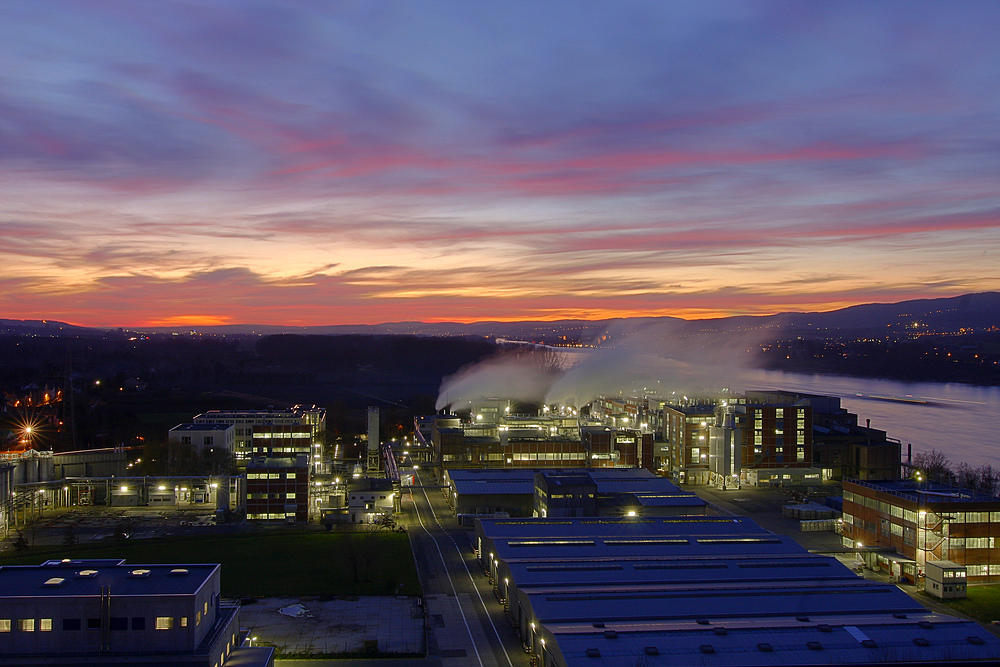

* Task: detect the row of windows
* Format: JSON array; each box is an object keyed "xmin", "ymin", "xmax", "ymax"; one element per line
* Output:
[
  {"xmin": 252, "ymin": 446, "xmax": 310, "ymax": 454},
  {"xmin": 247, "ymin": 492, "xmax": 296, "ymax": 499},
  {"xmin": 0, "ymin": 616, "xmax": 194, "ymax": 633},
  {"xmin": 951, "ymin": 537, "xmax": 997, "ymax": 549},
  {"xmin": 247, "ymin": 512, "xmax": 297, "ymax": 520},
  {"xmin": 247, "ymin": 473, "xmax": 298, "ymax": 479},
  {"xmin": 846, "ymin": 493, "xmax": 1000, "ymax": 526}
]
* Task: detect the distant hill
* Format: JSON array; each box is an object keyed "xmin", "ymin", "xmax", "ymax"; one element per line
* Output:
[
  {"xmin": 3, "ymin": 292, "xmax": 998, "ymax": 342},
  {"xmin": 0, "ymin": 319, "xmax": 97, "ymax": 336}
]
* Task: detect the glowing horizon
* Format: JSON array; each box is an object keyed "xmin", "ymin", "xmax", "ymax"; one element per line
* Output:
[{"xmin": 2, "ymin": 2, "xmax": 998, "ymax": 329}]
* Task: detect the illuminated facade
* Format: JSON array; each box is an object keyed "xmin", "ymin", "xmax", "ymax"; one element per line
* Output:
[
  {"xmin": 245, "ymin": 456, "xmax": 309, "ymax": 522},
  {"xmin": 661, "ymin": 403, "xmax": 717, "ymax": 484},
  {"xmin": 843, "ymin": 479, "xmax": 1000, "ymax": 583},
  {"xmin": 193, "ymin": 407, "xmax": 325, "ymax": 466}
]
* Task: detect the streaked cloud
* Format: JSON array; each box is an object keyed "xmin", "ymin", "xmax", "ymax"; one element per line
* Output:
[{"xmin": 0, "ymin": 1, "xmax": 997, "ymax": 326}]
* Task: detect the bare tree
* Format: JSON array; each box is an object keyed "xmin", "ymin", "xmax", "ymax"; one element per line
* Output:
[
  {"xmin": 911, "ymin": 449, "xmax": 953, "ymax": 483},
  {"xmin": 955, "ymin": 461, "xmax": 978, "ymax": 490},
  {"xmin": 976, "ymin": 464, "xmax": 1000, "ymax": 496}
]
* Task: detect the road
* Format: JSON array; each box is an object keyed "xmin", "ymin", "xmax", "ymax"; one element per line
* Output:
[{"xmin": 402, "ymin": 469, "xmax": 530, "ymax": 667}]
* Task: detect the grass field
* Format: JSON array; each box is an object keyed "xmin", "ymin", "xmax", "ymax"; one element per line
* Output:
[
  {"xmin": 932, "ymin": 585, "xmax": 1000, "ymax": 625},
  {"xmin": 0, "ymin": 529, "xmax": 421, "ymax": 598}
]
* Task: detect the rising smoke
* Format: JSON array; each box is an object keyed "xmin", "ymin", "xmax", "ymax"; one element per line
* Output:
[
  {"xmin": 436, "ymin": 320, "xmax": 768, "ymax": 412},
  {"xmin": 434, "ymin": 348, "xmax": 560, "ymax": 411}
]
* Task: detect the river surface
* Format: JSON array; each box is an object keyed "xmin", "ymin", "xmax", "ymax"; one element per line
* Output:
[{"xmin": 743, "ymin": 371, "xmax": 1000, "ymax": 469}]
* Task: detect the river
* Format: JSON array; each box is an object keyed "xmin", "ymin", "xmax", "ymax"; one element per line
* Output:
[{"xmin": 743, "ymin": 371, "xmax": 1000, "ymax": 469}]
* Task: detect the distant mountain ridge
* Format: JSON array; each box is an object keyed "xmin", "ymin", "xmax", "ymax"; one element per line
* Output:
[{"xmin": 3, "ymin": 292, "xmax": 998, "ymax": 341}]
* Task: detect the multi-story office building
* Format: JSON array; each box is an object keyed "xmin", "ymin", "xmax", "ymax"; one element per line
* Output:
[
  {"xmin": 245, "ymin": 456, "xmax": 309, "ymax": 522},
  {"xmin": 0, "ymin": 558, "xmax": 272, "ymax": 666},
  {"xmin": 843, "ymin": 479, "xmax": 1000, "ymax": 583},
  {"xmin": 661, "ymin": 403, "xmax": 717, "ymax": 484},
  {"xmin": 249, "ymin": 424, "xmax": 312, "ymax": 461}
]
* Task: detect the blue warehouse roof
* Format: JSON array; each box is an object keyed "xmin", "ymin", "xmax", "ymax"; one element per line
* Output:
[{"xmin": 0, "ymin": 560, "xmax": 218, "ymax": 598}]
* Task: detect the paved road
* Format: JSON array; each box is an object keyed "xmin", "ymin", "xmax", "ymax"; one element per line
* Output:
[{"xmin": 402, "ymin": 471, "xmax": 530, "ymax": 667}]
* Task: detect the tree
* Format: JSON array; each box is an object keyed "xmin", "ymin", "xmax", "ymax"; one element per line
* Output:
[
  {"xmin": 955, "ymin": 461, "xmax": 978, "ymax": 490},
  {"xmin": 912, "ymin": 449, "xmax": 953, "ymax": 483},
  {"xmin": 976, "ymin": 464, "xmax": 1000, "ymax": 496},
  {"xmin": 62, "ymin": 523, "xmax": 78, "ymax": 546},
  {"xmin": 13, "ymin": 530, "xmax": 29, "ymax": 552}
]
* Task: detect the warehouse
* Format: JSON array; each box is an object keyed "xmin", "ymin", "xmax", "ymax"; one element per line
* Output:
[{"xmin": 475, "ymin": 517, "xmax": 1000, "ymax": 666}]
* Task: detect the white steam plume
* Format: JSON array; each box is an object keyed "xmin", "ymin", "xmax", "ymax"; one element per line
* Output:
[
  {"xmin": 435, "ymin": 352, "xmax": 557, "ymax": 411},
  {"xmin": 436, "ymin": 320, "xmax": 769, "ymax": 411}
]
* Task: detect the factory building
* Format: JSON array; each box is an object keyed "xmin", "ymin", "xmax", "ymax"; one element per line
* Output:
[
  {"xmin": 746, "ymin": 390, "xmax": 901, "ymax": 480},
  {"xmin": 167, "ymin": 423, "xmax": 236, "ymax": 461},
  {"xmin": 0, "ymin": 558, "xmax": 272, "ymax": 666},
  {"xmin": 843, "ymin": 478, "xmax": 1000, "ymax": 583},
  {"xmin": 443, "ymin": 468, "xmax": 706, "ymax": 520},
  {"xmin": 475, "ymin": 516, "xmax": 1000, "ymax": 667}
]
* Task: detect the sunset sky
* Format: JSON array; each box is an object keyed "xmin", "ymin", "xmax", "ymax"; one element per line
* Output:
[{"xmin": 2, "ymin": 1, "xmax": 998, "ymax": 328}]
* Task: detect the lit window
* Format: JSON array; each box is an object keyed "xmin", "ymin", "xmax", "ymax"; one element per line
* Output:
[
  {"xmin": 204, "ymin": 602, "xmax": 209, "ymax": 615},
  {"xmin": 196, "ymin": 611, "xmax": 202, "ymax": 624},
  {"xmin": 180, "ymin": 617, "xmax": 188, "ymax": 627},
  {"xmin": 0, "ymin": 620, "xmax": 10, "ymax": 632},
  {"xmin": 155, "ymin": 617, "xmax": 173, "ymax": 630},
  {"xmin": 19, "ymin": 619, "xmax": 35, "ymax": 632},
  {"xmin": 40, "ymin": 619, "xmax": 52, "ymax": 632}
]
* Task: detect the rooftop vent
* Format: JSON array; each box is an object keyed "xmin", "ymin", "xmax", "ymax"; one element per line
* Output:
[
  {"xmin": 818, "ymin": 624, "xmax": 832, "ymax": 633},
  {"xmin": 603, "ymin": 630, "xmax": 617, "ymax": 639},
  {"xmin": 592, "ymin": 622, "xmax": 605, "ymax": 628},
  {"xmin": 967, "ymin": 636, "xmax": 985, "ymax": 645},
  {"xmin": 76, "ymin": 570, "xmax": 98, "ymax": 578},
  {"xmin": 696, "ymin": 619, "xmax": 710, "ymax": 625},
  {"xmin": 585, "ymin": 648, "xmax": 600, "ymax": 658},
  {"xmin": 757, "ymin": 643, "xmax": 773, "ymax": 652},
  {"xmin": 42, "ymin": 577, "xmax": 65, "ymax": 587},
  {"xmin": 796, "ymin": 616, "xmax": 810, "ymax": 622},
  {"xmin": 807, "ymin": 641, "xmax": 823, "ymax": 650},
  {"xmin": 699, "ymin": 645, "xmax": 715, "ymax": 654},
  {"xmin": 713, "ymin": 627, "xmax": 727, "ymax": 636},
  {"xmin": 893, "ymin": 613, "xmax": 908, "ymax": 619},
  {"xmin": 169, "ymin": 568, "xmax": 189, "ymax": 576},
  {"xmin": 643, "ymin": 647, "xmax": 659, "ymax": 656},
  {"xmin": 918, "ymin": 621, "xmax": 934, "ymax": 630},
  {"xmin": 861, "ymin": 639, "xmax": 878, "ymax": 648},
  {"xmin": 129, "ymin": 569, "xmax": 151, "ymax": 578},
  {"xmin": 913, "ymin": 638, "xmax": 930, "ymax": 647}
]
